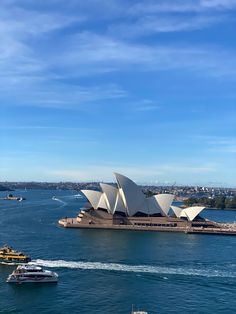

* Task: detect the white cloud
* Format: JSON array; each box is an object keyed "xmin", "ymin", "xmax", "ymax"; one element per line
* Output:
[
  {"xmin": 1, "ymin": 25, "xmax": 236, "ymax": 109},
  {"xmin": 201, "ymin": 0, "xmax": 236, "ymax": 9},
  {"xmin": 130, "ymin": 2, "xmax": 201, "ymax": 14},
  {"xmin": 0, "ymin": 0, "xmax": 235, "ymax": 111},
  {"xmin": 130, "ymin": 0, "xmax": 236, "ymax": 14},
  {"xmin": 207, "ymin": 137, "xmax": 236, "ymax": 153},
  {"xmin": 109, "ymin": 15, "xmax": 225, "ymax": 37},
  {"xmin": 119, "ymin": 0, "xmax": 235, "ymax": 38},
  {"xmin": 193, "ymin": 135, "xmax": 236, "ymax": 154},
  {"xmin": 57, "ymin": 32, "xmax": 236, "ymax": 78},
  {"xmin": 134, "ymin": 100, "xmax": 161, "ymax": 111},
  {"xmin": 0, "ymin": 80, "xmax": 126, "ymax": 109},
  {"xmin": 0, "ymin": 4, "xmax": 84, "ymax": 88}
]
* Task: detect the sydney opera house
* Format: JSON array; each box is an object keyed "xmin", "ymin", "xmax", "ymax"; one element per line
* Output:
[
  {"xmin": 59, "ymin": 173, "xmax": 225, "ymax": 233},
  {"xmin": 81, "ymin": 173, "xmax": 204, "ymax": 221}
]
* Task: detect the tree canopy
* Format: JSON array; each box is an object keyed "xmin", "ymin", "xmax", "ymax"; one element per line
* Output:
[{"xmin": 184, "ymin": 196, "xmax": 236, "ymax": 209}]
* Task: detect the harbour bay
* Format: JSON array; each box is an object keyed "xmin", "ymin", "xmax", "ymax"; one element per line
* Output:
[{"xmin": 0, "ymin": 189, "xmax": 236, "ymax": 314}]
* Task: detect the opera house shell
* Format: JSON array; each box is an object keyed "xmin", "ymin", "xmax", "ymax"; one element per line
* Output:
[
  {"xmin": 58, "ymin": 173, "xmax": 236, "ymax": 235},
  {"xmin": 80, "ymin": 173, "xmax": 205, "ymax": 222}
]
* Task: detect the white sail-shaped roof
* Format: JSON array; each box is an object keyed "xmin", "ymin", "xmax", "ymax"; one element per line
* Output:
[
  {"xmin": 184, "ymin": 206, "xmax": 205, "ymax": 221},
  {"xmin": 97, "ymin": 193, "xmax": 109, "ymax": 211},
  {"xmin": 146, "ymin": 197, "xmax": 162, "ymax": 215},
  {"xmin": 114, "ymin": 173, "xmax": 147, "ymax": 216},
  {"xmin": 81, "ymin": 174, "xmax": 176, "ymax": 217},
  {"xmin": 118, "ymin": 187, "xmax": 127, "ymax": 210},
  {"xmin": 114, "ymin": 191, "xmax": 127, "ymax": 214},
  {"xmin": 100, "ymin": 183, "xmax": 118, "ymax": 213},
  {"xmin": 180, "ymin": 209, "xmax": 188, "ymax": 218},
  {"xmin": 171, "ymin": 205, "xmax": 183, "ymax": 218},
  {"xmin": 154, "ymin": 194, "xmax": 175, "ymax": 216},
  {"xmin": 171, "ymin": 205, "xmax": 205, "ymax": 221},
  {"xmin": 81, "ymin": 190, "xmax": 102, "ymax": 210}
]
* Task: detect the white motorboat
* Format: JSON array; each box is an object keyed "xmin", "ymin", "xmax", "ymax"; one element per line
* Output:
[{"xmin": 6, "ymin": 265, "xmax": 58, "ymax": 284}]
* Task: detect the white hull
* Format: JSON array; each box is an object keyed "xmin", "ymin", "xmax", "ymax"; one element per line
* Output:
[
  {"xmin": 6, "ymin": 265, "xmax": 58, "ymax": 284},
  {"xmin": 1, "ymin": 262, "xmax": 21, "ymax": 266},
  {"xmin": 7, "ymin": 277, "xmax": 58, "ymax": 283},
  {"xmin": 0, "ymin": 261, "xmax": 30, "ymax": 266}
]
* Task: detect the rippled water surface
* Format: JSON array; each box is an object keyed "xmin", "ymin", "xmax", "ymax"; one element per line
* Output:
[{"xmin": 0, "ymin": 189, "xmax": 236, "ymax": 314}]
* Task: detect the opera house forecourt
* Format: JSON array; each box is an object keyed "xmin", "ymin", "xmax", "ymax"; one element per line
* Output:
[{"xmin": 59, "ymin": 173, "xmax": 236, "ymax": 235}]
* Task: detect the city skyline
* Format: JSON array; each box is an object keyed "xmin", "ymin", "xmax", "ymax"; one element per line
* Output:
[{"xmin": 0, "ymin": 0, "xmax": 236, "ymax": 186}]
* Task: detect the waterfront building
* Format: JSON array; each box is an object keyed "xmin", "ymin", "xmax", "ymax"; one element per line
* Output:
[
  {"xmin": 81, "ymin": 173, "xmax": 204, "ymax": 221},
  {"xmin": 58, "ymin": 173, "xmax": 236, "ymax": 235}
]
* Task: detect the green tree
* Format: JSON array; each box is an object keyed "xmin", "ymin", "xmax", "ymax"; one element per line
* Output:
[{"xmin": 215, "ymin": 196, "xmax": 226, "ymax": 209}]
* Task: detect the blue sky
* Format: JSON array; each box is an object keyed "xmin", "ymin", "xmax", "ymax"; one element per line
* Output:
[{"xmin": 0, "ymin": 0, "xmax": 236, "ymax": 186}]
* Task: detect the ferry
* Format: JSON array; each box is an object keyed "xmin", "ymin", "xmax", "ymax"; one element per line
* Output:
[
  {"xmin": 6, "ymin": 265, "xmax": 58, "ymax": 284},
  {"xmin": 3, "ymin": 194, "xmax": 25, "ymax": 201},
  {"xmin": 0, "ymin": 245, "xmax": 31, "ymax": 265}
]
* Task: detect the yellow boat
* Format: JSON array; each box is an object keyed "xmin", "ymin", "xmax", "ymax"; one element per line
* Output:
[{"xmin": 0, "ymin": 245, "xmax": 31, "ymax": 265}]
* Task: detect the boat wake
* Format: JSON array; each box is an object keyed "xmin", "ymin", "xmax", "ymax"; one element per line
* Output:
[
  {"xmin": 52, "ymin": 197, "xmax": 67, "ymax": 205},
  {"xmin": 30, "ymin": 259, "xmax": 236, "ymax": 278},
  {"xmin": 55, "ymin": 194, "xmax": 83, "ymax": 199}
]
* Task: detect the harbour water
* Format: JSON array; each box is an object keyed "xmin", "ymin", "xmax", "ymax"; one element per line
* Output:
[{"xmin": 0, "ymin": 189, "xmax": 236, "ymax": 314}]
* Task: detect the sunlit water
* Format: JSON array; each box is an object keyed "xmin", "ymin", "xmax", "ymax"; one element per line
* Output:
[{"xmin": 0, "ymin": 189, "xmax": 236, "ymax": 314}]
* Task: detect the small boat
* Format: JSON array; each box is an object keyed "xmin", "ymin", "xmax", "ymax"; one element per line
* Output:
[
  {"xmin": 6, "ymin": 265, "xmax": 58, "ymax": 284},
  {"xmin": 0, "ymin": 245, "xmax": 31, "ymax": 265},
  {"xmin": 3, "ymin": 194, "xmax": 26, "ymax": 201}
]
